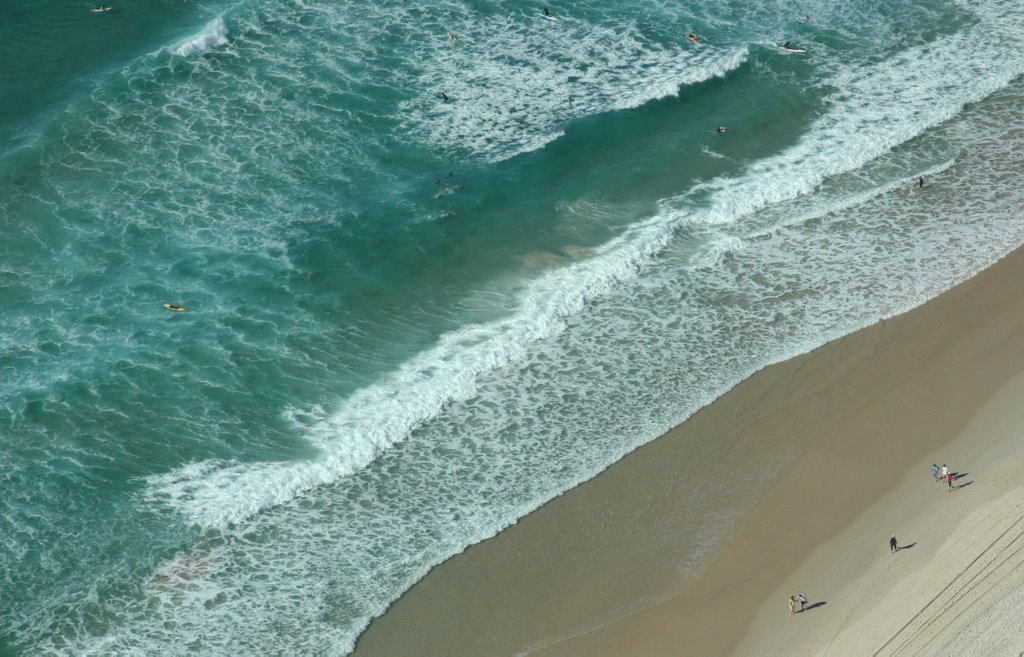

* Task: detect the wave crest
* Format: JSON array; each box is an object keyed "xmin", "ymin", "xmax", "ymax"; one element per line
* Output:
[{"xmin": 171, "ymin": 18, "xmax": 229, "ymax": 57}]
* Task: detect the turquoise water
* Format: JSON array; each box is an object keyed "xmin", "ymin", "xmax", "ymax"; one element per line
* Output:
[{"xmin": 2, "ymin": 0, "xmax": 1023, "ymax": 654}]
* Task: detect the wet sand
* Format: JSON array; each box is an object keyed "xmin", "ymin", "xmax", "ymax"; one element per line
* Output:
[{"xmin": 349, "ymin": 245, "xmax": 1024, "ymax": 657}]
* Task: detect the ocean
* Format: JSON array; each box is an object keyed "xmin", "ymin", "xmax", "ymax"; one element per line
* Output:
[{"xmin": 1, "ymin": 0, "xmax": 1023, "ymax": 654}]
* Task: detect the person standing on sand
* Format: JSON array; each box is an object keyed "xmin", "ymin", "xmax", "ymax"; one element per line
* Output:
[
  {"xmin": 798, "ymin": 593, "xmax": 807, "ymax": 612},
  {"xmin": 890, "ymin": 534, "xmax": 898, "ymax": 553},
  {"xmin": 947, "ymin": 471, "xmax": 954, "ymax": 490},
  {"xmin": 789, "ymin": 596, "xmax": 797, "ymax": 615},
  {"xmin": 932, "ymin": 463, "xmax": 939, "ymax": 480}
]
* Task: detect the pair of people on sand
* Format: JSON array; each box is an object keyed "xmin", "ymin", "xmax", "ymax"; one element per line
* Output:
[
  {"xmin": 933, "ymin": 463, "xmax": 955, "ymax": 490},
  {"xmin": 788, "ymin": 593, "xmax": 808, "ymax": 614}
]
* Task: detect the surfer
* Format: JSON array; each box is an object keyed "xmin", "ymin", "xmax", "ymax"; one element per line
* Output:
[
  {"xmin": 798, "ymin": 16, "xmax": 812, "ymax": 24},
  {"xmin": 783, "ymin": 41, "xmax": 792, "ymax": 49},
  {"xmin": 446, "ymin": 171, "xmax": 455, "ymax": 178},
  {"xmin": 164, "ymin": 303, "xmax": 186, "ymax": 313},
  {"xmin": 442, "ymin": 210, "xmax": 457, "ymax": 218},
  {"xmin": 543, "ymin": 8, "xmax": 552, "ymax": 17},
  {"xmin": 716, "ymin": 125, "xmax": 726, "ymax": 133},
  {"xmin": 448, "ymin": 32, "xmax": 458, "ymax": 42},
  {"xmin": 918, "ymin": 176, "xmax": 924, "ymax": 188},
  {"xmin": 92, "ymin": 5, "xmax": 111, "ymax": 12},
  {"xmin": 687, "ymin": 33, "xmax": 699, "ymax": 43},
  {"xmin": 441, "ymin": 92, "xmax": 449, "ymax": 102}
]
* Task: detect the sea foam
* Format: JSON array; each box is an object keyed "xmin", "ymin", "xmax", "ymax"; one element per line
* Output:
[{"xmin": 171, "ymin": 18, "xmax": 229, "ymax": 57}]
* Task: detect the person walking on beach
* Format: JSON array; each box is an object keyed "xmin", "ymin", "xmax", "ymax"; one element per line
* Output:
[
  {"xmin": 789, "ymin": 595, "xmax": 797, "ymax": 615},
  {"xmin": 941, "ymin": 464, "xmax": 948, "ymax": 480},
  {"xmin": 890, "ymin": 534, "xmax": 898, "ymax": 553},
  {"xmin": 932, "ymin": 463, "xmax": 939, "ymax": 480},
  {"xmin": 798, "ymin": 593, "xmax": 807, "ymax": 612},
  {"xmin": 947, "ymin": 471, "xmax": 954, "ymax": 491}
]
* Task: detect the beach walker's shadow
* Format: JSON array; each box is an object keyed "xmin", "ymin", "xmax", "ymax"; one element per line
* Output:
[
  {"xmin": 896, "ymin": 543, "xmax": 917, "ymax": 552},
  {"xmin": 953, "ymin": 472, "xmax": 969, "ymax": 481},
  {"xmin": 803, "ymin": 601, "xmax": 827, "ymax": 612},
  {"xmin": 954, "ymin": 481, "xmax": 974, "ymax": 490}
]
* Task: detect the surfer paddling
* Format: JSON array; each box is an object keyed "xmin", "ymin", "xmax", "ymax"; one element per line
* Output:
[{"xmin": 687, "ymin": 33, "xmax": 699, "ymax": 43}]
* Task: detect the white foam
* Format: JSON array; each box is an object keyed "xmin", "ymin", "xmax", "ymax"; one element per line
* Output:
[
  {"xmin": 171, "ymin": 18, "xmax": 229, "ymax": 58},
  {"xmin": 397, "ymin": 13, "xmax": 750, "ymax": 162},
  {"xmin": 146, "ymin": 209, "xmax": 682, "ymax": 526},
  {"xmin": 666, "ymin": 22, "xmax": 1024, "ymax": 228}
]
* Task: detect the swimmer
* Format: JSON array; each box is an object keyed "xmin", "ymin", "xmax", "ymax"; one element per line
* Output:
[
  {"xmin": 798, "ymin": 15, "xmax": 812, "ymax": 24},
  {"xmin": 442, "ymin": 210, "xmax": 457, "ymax": 218},
  {"xmin": 687, "ymin": 33, "xmax": 699, "ymax": 43},
  {"xmin": 716, "ymin": 125, "xmax": 726, "ymax": 133},
  {"xmin": 441, "ymin": 92, "xmax": 449, "ymax": 102},
  {"xmin": 448, "ymin": 32, "xmax": 458, "ymax": 42},
  {"xmin": 446, "ymin": 171, "xmax": 455, "ymax": 178}
]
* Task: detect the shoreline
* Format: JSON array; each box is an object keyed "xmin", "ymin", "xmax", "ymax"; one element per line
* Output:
[{"xmin": 349, "ymin": 244, "xmax": 1024, "ymax": 657}]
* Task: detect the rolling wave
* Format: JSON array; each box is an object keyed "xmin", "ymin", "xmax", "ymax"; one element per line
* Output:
[{"xmin": 170, "ymin": 18, "xmax": 229, "ymax": 58}]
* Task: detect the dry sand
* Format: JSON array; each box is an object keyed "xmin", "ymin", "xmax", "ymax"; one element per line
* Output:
[
  {"xmin": 350, "ymin": 247, "xmax": 1024, "ymax": 657},
  {"xmin": 734, "ymin": 374, "xmax": 1024, "ymax": 657}
]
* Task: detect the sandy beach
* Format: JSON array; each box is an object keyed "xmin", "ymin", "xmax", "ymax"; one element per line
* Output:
[{"xmin": 349, "ymin": 245, "xmax": 1024, "ymax": 657}]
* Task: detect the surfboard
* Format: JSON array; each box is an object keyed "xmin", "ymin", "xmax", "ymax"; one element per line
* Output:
[
  {"xmin": 163, "ymin": 304, "xmax": 186, "ymax": 313},
  {"xmin": 541, "ymin": 13, "xmax": 558, "ymax": 21},
  {"xmin": 781, "ymin": 46, "xmax": 806, "ymax": 53},
  {"xmin": 91, "ymin": 6, "xmax": 112, "ymax": 12}
]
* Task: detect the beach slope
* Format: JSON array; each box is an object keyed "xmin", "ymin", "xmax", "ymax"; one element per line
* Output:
[{"xmin": 351, "ymin": 246, "xmax": 1024, "ymax": 657}]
